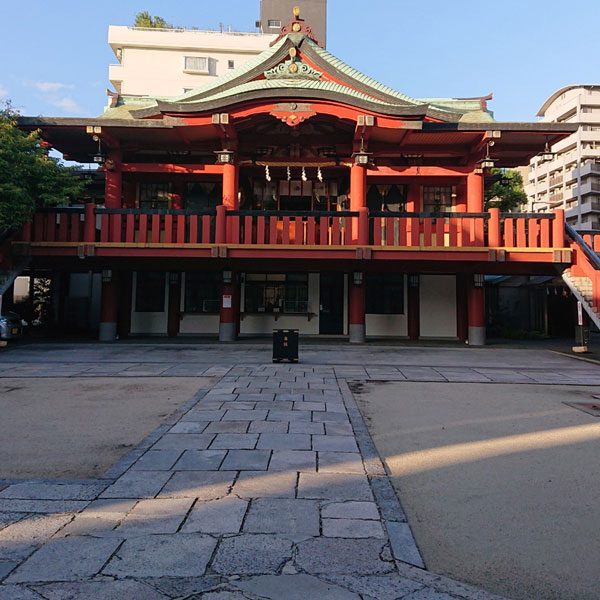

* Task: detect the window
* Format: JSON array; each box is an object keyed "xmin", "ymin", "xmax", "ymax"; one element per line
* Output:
[
  {"xmin": 183, "ymin": 88, "xmax": 193, "ymax": 93},
  {"xmin": 244, "ymin": 274, "xmax": 308, "ymax": 313},
  {"xmin": 135, "ymin": 272, "xmax": 165, "ymax": 312},
  {"xmin": 139, "ymin": 183, "xmax": 171, "ymax": 209},
  {"xmin": 366, "ymin": 274, "xmax": 404, "ymax": 314},
  {"xmin": 184, "ymin": 56, "xmax": 208, "ymax": 72},
  {"xmin": 423, "ymin": 186, "xmax": 454, "ymax": 212},
  {"xmin": 228, "ymin": 60, "xmax": 235, "ymax": 69},
  {"xmin": 267, "ymin": 19, "xmax": 281, "ymax": 28},
  {"xmin": 184, "ymin": 273, "xmax": 220, "ymax": 314}
]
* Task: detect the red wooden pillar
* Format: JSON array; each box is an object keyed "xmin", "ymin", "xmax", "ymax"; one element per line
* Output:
[
  {"xmin": 467, "ymin": 172, "xmax": 484, "ymax": 212},
  {"xmin": 456, "ymin": 273, "xmax": 469, "ymax": 341},
  {"xmin": 466, "ymin": 172, "xmax": 484, "ymax": 245},
  {"xmin": 349, "ymin": 273, "xmax": 365, "ymax": 343},
  {"xmin": 223, "ymin": 162, "xmax": 239, "ymax": 244},
  {"xmin": 222, "ymin": 162, "xmax": 239, "ymax": 210},
  {"xmin": 455, "ymin": 179, "xmax": 467, "ymax": 212},
  {"xmin": 219, "ymin": 272, "xmax": 237, "ymax": 342},
  {"xmin": 99, "ymin": 270, "xmax": 119, "ymax": 342},
  {"xmin": 468, "ymin": 274, "xmax": 485, "ymax": 346},
  {"xmin": 105, "ymin": 149, "xmax": 123, "ymax": 243},
  {"xmin": 407, "ymin": 274, "xmax": 420, "ymax": 340},
  {"xmin": 350, "ymin": 164, "xmax": 367, "ymax": 242}
]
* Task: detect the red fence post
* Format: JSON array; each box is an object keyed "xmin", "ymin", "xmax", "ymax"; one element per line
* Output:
[
  {"xmin": 358, "ymin": 207, "xmax": 369, "ymax": 245},
  {"xmin": 552, "ymin": 209, "xmax": 565, "ymax": 248},
  {"xmin": 84, "ymin": 203, "xmax": 96, "ymax": 243},
  {"xmin": 488, "ymin": 208, "xmax": 501, "ymax": 247},
  {"xmin": 215, "ymin": 205, "xmax": 227, "ymax": 245}
]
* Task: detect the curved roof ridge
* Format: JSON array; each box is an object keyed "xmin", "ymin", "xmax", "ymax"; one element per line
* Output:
[
  {"xmin": 303, "ymin": 38, "xmax": 420, "ymax": 105},
  {"xmin": 172, "ymin": 36, "xmax": 289, "ymax": 102},
  {"xmin": 202, "ymin": 77, "xmax": 391, "ymax": 104}
]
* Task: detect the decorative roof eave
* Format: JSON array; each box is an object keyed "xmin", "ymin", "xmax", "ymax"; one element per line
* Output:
[
  {"xmin": 422, "ymin": 122, "xmax": 578, "ymax": 133},
  {"xmin": 130, "ymin": 89, "xmax": 464, "ymax": 122},
  {"xmin": 159, "ymin": 36, "xmax": 426, "ymax": 112},
  {"xmin": 17, "ymin": 116, "xmax": 182, "ymax": 129}
]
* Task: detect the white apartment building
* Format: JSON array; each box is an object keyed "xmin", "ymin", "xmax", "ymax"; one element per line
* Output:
[
  {"xmin": 108, "ymin": 26, "xmax": 277, "ymax": 97},
  {"xmin": 526, "ymin": 85, "xmax": 600, "ymax": 231}
]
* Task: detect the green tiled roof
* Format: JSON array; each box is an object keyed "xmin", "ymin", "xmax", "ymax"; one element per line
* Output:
[{"xmin": 102, "ymin": 29, "xmax": 494, "ymax": 123}]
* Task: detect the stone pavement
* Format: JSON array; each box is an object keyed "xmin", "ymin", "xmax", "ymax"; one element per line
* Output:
[{"xmin": 2, "ymin": 344, "xmax": 599, "ymax": 599}]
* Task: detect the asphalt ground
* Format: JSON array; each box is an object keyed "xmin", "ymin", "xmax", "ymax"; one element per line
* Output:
[
  {"xmin": 354, "ymin": 381, "xmax": 600, "ymax": 600},
  {"xmin": 0, "ymin": 377, "xmax": 210, "ymax": 479}
]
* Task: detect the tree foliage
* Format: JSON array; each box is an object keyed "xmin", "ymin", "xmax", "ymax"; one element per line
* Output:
[
  {"xmin": 0, "ymin": 102, "xmax": 86, "ymax": 231},
  {"xmin": 133, "ymin": 11, "xmax": 172, "ymax": 28},
  {"xmin": 484, "ymin": 168, "xmax": 527, "ymax": 212}
]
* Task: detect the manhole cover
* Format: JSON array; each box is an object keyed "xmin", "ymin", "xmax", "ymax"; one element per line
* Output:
[{"xmin": 563, "ymin": 401, "xmax": 600, "ymax": 417}]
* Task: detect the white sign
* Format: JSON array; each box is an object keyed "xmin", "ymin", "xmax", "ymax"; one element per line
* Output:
[
  {"xmin": 222, "ymin": 294, "xmax": 232, "ymax": 309},
  {"xmin": 577, "ymin": 301, "xmax": 583, "ymax": 326}
]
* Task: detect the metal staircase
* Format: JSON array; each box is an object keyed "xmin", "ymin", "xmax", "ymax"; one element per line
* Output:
[
  {"xmin": 0, "ymin": 258, "xmax": 30, "ymax": 297},
  {"xmin": 563, "ymin": 225, "xmax": 600, "ymax": 330},
  {"xmin": 0, "ymin": 229, "xmax": 29, "ymax": 300}
]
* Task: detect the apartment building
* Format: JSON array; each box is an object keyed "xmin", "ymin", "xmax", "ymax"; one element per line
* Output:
[
  {"xmin": 108, "ymin": 1, "xmax": 326, "ymax": 98},
  {"xmin": 526, "ymin": 85, "xmax": 600, "ymax": 231},
  {"xmin": 108, "ymin": 26, "xmax": 277, "ymax": 97}
]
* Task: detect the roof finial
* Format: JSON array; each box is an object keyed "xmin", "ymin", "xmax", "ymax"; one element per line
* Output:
[{"xmin": 293, "ymin": 5, "xmax": 300, "ymax": 19}]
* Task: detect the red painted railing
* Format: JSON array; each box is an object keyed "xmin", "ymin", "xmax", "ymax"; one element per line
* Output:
[{"xmin": 21, "ymin": 205, "xmax": 567, "ymax": 250}]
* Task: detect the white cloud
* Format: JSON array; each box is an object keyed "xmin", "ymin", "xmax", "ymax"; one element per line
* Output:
[
  {"xmin": 27, "ymin": 81, "xmax": 73, "ymax": 93},
  {"xmin": 48, "ymin": 96, "xmax": 84, "ymax": 114},
  {"xmin": 0, "ymin": 84, "xmax": 8, "ymax": 98}
]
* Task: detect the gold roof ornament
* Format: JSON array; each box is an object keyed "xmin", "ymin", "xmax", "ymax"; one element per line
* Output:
[{"xmin": 293, "ymin": 6, "xmax": 301, "ymax": 18}]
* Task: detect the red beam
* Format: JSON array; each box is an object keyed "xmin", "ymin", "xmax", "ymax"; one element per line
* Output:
[
  {"xmin": 368, "ymin": 165, "xmax": 472, "ymax": 177},
  {"xmin": 121, "ymin": 163, "xmax": 224, "ymax": 174}
]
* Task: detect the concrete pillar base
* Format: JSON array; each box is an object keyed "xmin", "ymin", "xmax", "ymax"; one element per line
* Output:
[
  {"xmin": 349, "ymin": 324, "xmax": 365, "ymax": 344},
  {"xmin": 99, "ymin": 322, "xmax": 117, "ymax": 342},
  {"xmin": 219, "ymin": 322, "xmax": 236, "ymax": 342},
  {"xmin": 468, "ymin": 326, "xmax": 486, "ymax": 346}
]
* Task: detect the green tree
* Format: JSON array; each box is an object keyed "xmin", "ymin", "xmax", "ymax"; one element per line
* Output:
[
  {"xmin": 484, "ymin": 168, "xmax": 527, "ymax": 212},
  {"xmin": 133, "ymin": 11, "xmax": 171, "ymax": 28},
  {"xmin": 0, "ymin": 102, "xmax": 86, "ymax": 231}
]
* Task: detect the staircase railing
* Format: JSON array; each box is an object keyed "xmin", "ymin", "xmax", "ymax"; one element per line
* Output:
[{"xmin": 564, "ymin": 223, "xmax": 600, "ymax": 328}]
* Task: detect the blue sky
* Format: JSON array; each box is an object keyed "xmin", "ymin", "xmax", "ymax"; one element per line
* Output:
[{"xmin": 1, "ymin": 0, "xmax": 598, "ymax": 121}]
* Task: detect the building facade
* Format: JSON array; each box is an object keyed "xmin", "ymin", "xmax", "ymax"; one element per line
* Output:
[
  {"xmin": 109, "ymin": 26, "xmax": 277, "ymax": 97},
  {"xmin": 7, "ymin": 8, "xmax": 580, "ymax": 346},
  {"xmin": 526, "ymin": 85, "xmax": 600, "ymax": 231}
]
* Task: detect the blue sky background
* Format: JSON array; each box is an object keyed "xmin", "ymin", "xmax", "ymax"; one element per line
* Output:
[{"xmin": 1, "ymin": 0, "xmax": 598, "ymax": 122}]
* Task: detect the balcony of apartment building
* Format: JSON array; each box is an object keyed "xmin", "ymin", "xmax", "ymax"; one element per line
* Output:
[
  {"xmin": 578, "ymin": 112, "xmax": 600, "ymax": 125},
  {"xmin": 549, "ymin": 172, "xmax": 563, "ymax": 188}
]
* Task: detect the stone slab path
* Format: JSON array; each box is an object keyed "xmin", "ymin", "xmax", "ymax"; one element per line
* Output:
[
  {"xmin": 0, "ymin": 360, "xmax": 523, "ymax": 600},
  {"xmin": 3, "ymin": 344, "xmax": 598, "ymax": 599}
]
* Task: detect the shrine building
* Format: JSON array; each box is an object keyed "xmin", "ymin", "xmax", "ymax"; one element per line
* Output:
[{"xmin": 10, "ymin": 7, "xmax": 588, "ymax": 345}]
